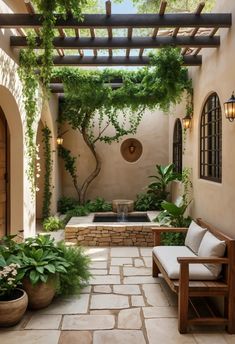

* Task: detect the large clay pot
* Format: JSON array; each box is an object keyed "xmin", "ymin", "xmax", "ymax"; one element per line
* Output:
[
  {"xmin": 0, "ymin": 288, "xmax": 28, "ymax": 327},
  {"xmin": 23, "ymin": 277, "xmax": 56, "ymax": 309}
]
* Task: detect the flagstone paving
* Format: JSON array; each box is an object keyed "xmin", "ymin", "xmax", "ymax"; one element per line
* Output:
[{"xmin": 1, "ymin": 246, "xmax": 235, "ymax": 344}]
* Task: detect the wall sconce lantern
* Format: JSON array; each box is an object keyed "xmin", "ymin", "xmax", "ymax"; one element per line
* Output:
[
  {"xmin": 128, "ymin": 142, "xmax": 136, "ymax": 154},
  {"xmin": 182, "ymin": 114, "xmax": 192, "ymax": 130},
  {"xmin": 56, "ymin": 136, "xmax": 64, "ymax": 145},
  {"xmin": 224, "ymin": 92, "xmax": 235, "ymax": 122}
]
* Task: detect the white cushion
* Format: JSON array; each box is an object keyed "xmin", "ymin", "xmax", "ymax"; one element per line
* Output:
[
  {"xmin": 198, "ymin": 231, "xmax": 226, "ymax": 277},
  {"xmin": 153, "ymin": 246, "xmax": 217, "ymax": 280},
  {"xmin": 185, "ymin": 220, "xmax": 207, "ymax": 254}
]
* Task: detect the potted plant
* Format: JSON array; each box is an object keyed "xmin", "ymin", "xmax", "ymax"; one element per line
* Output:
[
  {"xmin": 0, "ymin": 253, "xmax": 28, "ymax": 326},
  {"xmin": 19, "ymin": 235, "xmax": 70, "ymax": 309}
]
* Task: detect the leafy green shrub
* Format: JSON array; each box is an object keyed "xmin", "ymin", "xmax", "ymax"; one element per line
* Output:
[
  {"xmin": 57, "ymin": 242, "xmax": 91, "ymax": 296},
  {"xmin": 43, "ymin": 216, "xmax": 65, "ymax": 232},
  {"xmin": 134, "ymin": 193, "xmax": 158, "ymax": 211},
  {"xmin": 63, "ymin": 205, "xmax": 90, "ymax": 225},
  {"xmin": 57, "ymin": 196, "xmax": 78, "ymax": 214},
  {"xmin": 154, "ymin": 200, "xmax": 192, "ymax": 245},
  {"xmin": 86, "ymin": 198, "xmax": 112, "ymax": 212}
]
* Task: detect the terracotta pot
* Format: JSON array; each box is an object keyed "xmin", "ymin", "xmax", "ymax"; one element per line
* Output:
[
  {"xmin": 0, "ymin": 288, "xmax": 28, "ymax": 327},
  {"xmin": 23, "ymin": 277, "xmax": 56, "ymax": 309}
]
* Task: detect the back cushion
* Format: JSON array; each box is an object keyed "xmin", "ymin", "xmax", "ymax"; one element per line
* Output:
[
  {"xmin": 198, "ymin": 231, "xmax": 226, "ymax": 278},
  {"xmin": 185, "ymin": 220, "xmax": 207, "ymax": 254}
]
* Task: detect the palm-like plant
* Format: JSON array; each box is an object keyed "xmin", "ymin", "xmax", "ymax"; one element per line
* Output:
[{"xmin": 147, "ymin": 163, "xmax": 181, "ymax": 202}]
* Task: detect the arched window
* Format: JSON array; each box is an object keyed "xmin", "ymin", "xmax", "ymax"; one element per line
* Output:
[
  {"xmin": 173, "ymin": 119, "xmax": 182, "ymax": 174},
  {"xmin": 200, "ymin": 93, "xmax": 222, "ymax": 183}
]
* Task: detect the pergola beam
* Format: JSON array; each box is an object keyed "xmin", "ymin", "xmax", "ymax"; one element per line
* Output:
[
  {"xmin": 49, "ymin": 55, "xmax": 202, "ymax": 66},
  {"xmin": 0, "ymin": 13, "xmax": 231, "ymax": 29},
  {"xmin": 11, "ymin": 36, "xmax": 220, "ymax": 49}
]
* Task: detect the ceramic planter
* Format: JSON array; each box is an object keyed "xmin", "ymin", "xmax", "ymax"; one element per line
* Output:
[
  {"xmin": 0, "ymin": 288, "xmax": 28, "ymax": 327},
  {"xmin": 23, "ymin": 277, "xmax": 56, "ymax": 310}
]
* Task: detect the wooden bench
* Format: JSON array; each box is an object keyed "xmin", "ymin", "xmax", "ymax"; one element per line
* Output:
[{"xmin": 152, "ymin": 218, "xmax": 235, "ymax": 334}]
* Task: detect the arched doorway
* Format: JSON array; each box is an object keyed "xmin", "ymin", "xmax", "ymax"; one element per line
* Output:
[{"xmin": 0, "ymin": 106, "xmax": 9, "ymax": 237}]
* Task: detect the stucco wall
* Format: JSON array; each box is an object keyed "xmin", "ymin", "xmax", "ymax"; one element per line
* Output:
[
  {"xmin": 169, "ymin": 0, "xmax": 235, "ymax": 237},
  {"xmin": 60, "ymin": 109, "xmax": 169, "ymax": 202}
]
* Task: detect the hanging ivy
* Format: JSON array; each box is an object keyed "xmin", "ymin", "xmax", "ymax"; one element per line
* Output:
[
  {"xmin": 18, "ymin": 33, "xmax": 39, "ymax": 194},
  {"xmin": 41, "ymin": 125, "xmax": 53, "ymax": 219}
]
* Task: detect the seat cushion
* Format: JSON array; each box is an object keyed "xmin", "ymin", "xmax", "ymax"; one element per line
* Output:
[
  {"xmin": 153, "ymin": 246, "xmax": 217, "ymax": 280},
  {"xmin": 185, "ymin": 220, "xmax": 207, "ymax": 254},
  {"xmin": 198, "ymin": 231, "xmax": 226, "ymax": 278}
]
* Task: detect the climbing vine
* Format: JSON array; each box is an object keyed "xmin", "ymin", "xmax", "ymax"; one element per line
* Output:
[
  {"xmin": 55, "ymin": 47, "xmax": 192, "ymax": 203},
  {"xmin": 42, "ymin": 125, "xmax": 53, "ymax": 219}
]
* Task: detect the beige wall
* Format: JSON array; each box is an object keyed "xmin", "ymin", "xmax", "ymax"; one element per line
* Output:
[
  {"xmin": 169, "ymin": 0, "xmax": 235, "ymax": 237},
  {"xmin": 60, "ymin": 110, "xmax": 169, "ymax": 202}
]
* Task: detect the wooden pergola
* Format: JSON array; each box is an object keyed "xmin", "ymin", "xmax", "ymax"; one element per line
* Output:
[{"xmin": 0, "ymin": 0, "xmax": 232, "ymax": 93}]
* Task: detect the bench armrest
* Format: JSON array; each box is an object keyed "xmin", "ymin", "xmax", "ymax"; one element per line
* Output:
[
  {"xmin": 177, "ymin": 256, "xmax": 229, "ymax": 265},
  {"xmin": 152, "ymin": 227, "xmax": 188, "ymax": 246}
]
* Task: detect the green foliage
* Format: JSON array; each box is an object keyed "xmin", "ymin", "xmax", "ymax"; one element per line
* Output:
[
  {"xmin": 160, "ymin": 232, "xmax": 186, "ymax": 246},
  {"xmin": 57, "ymin": 196, "xmax": 78, "ymax": 214},
  {"xmin": 18, "ymin": 235, "xmax": 70, "ymax": 285},
  {"xmin": 134, "ymin": 193, "xmax": 158, "ymax": 211},
  {"xmin": 58, "ymin": 145, "xmax": 77, "ymax": 179},
  {"xmin": 86, "ymin": 198, "xmax": 112, "ymax": 212},
  {"xmin": 147, "ymin": 163, "xmax": 182, "ymax": 204},
  {"xmin": 18, "ymin": 33, "xmax": 39, "ymax": 195},
  {"xmin": 43, "ymin": 216, "xmax": 65, "ymax": 232},
  {"xmin": 56, "ymin": 242, "xmax": 91, "ymax": 296},
  {"xmin": 63, "ymin": 205, "xmax": 90, "ymax": 225},
  {"xmin": 156, "ymin": 200, "xmax": 192, "ymax": 227},
  {"xmin": 42, "ymin": 125, "xmax": 53, "ymax": 219}
]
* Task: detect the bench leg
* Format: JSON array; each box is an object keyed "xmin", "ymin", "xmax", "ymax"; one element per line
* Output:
[
  {"xmin": 225, "ymin": 295, "xmax": 235, "ymax": 333},
  {"xmin": 152, "ymin": 256, "xmax": 160, "ymax": 277},
  {"xmin": 178, "ymin": 263, "xmax": 189, "ymax": 334}
]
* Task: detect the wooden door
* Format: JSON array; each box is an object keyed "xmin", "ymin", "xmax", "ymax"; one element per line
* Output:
[{"xmin": 0, "ymin": 107, "xmax": 8, "ymax": 237}]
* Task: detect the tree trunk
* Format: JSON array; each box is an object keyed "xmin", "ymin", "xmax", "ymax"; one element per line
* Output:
[{"xmin": 80, "ymin": 127, "xmax": 102, "ymax": 205}]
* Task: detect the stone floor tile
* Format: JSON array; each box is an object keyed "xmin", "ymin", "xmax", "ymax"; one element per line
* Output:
[
  {"xmin": 142, "ymin": 284, "xmax": 169, "ymax": 306},
  {"xmin": 90, "ymin": 310, "xmax": 114, "ymax": 315},
  {"xmin": 0, "ymin": 330, "xmax": 60, "ymax": 344},
  {"xmin": 93, "ymin": 330, "xmax": 146, "ymax": 344},
  {"xmin": 90, "ymin": 261, "xmax": 108, "ymax": 269},
  {"xmin": 140, "ymin": 248, "xmax": 153, "ymax": 257},
  {"xmin": 223, "ymin": 334, "xmax": 235, "ymax": 343},
  {"xmin": 58, "ymin": 331, "xmax": 92, "ymax": 344},
  {"xmin": 81, "ymin": 286, "xmax": 92, "ymax": 293},
  {"xmin": 145, "ymin": 318, "xmax": 196, "ymax": 344},
  {"xmin": 142, "ymin": 306, "xmax": 177, "ymax": 318},
  {"xmin": 38, "ymin": 294, "xmax": 89, "ymax": 314},
  {"xmin": 131, "ymin": 295, "xmax": 146, "ymax": 307},
  {"xmin": 90, "ymin": 275, "xmax": 120, "ymax": 285},
  {"xmin": 159, "ymin": 277, "xmax": 178, "ymax": 306},
  {"xmin": 90, "ymin": 294, "xmax": 129, "ymax": 309},
  {"xmin": 62, "ymin": 315, "xmax": 115, "ymax": 330},
  {"xmin": 118, "ymin": 308, "xmax": 142, "ymax": 329},
  {"xmin": 94, "ymin": 285, "xmax": 112, "ymax": 293},
  {"xmin": 143, "ymin": 257, "xmax": 152, "ymax": 268},
  {"xmin": 111, "ymin": 247, "xmax": 139, "ymax": 257},
  {"xmin": 124, "ymin": 276, "xmax": 159, "ymax": 284},
  {"xmin": 113, "ymin": 284, "xmax": 141, "ymax": 295},
  {"xmin": 111, "ymin": 258, "xmax": 132, "ymax": 266},
  {"xmin": 193, "ymin": 333, "xmax": 228, "ymax": 344},
  {"xmin": 123, "ymin": 267, "xmax": 151, "ymax": 276},
  {"xmin": 85, "ymin": 248, "xmax": 109, "ymax": 261},
  {"xmin": 89, "ymin": 269, "xmax": 108, "ymax": 275},
  {"xmin": 109, "ymin": 266, "xmax": 120, "ymax": 275},
  {"xmin": 134, "ymin": 258, "xmax": 144, "ymax": 267},
  {"xmin": 25, "ymin": 314, "xmax": 62, "ymax": 329}
]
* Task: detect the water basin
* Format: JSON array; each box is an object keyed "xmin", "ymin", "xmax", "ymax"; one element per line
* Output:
[{"xmin": 93, "ymin": 213, "xmax": 150, "ymax": 223}]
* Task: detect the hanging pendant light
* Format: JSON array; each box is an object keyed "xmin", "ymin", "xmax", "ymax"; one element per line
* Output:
[{"xmin": 224, "ymin": 92, "xmax": 235, "ymax": 122}]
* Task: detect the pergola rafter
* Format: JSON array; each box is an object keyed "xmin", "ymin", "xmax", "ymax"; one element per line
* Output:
[{"xmin": 0, "ymin": 0, "xmax": 232, "ymax": 70}]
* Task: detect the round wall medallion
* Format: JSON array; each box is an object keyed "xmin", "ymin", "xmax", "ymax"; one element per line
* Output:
[{"xmin": 120, "ymin": 138, "xmax": 143, "ymax": 163}]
